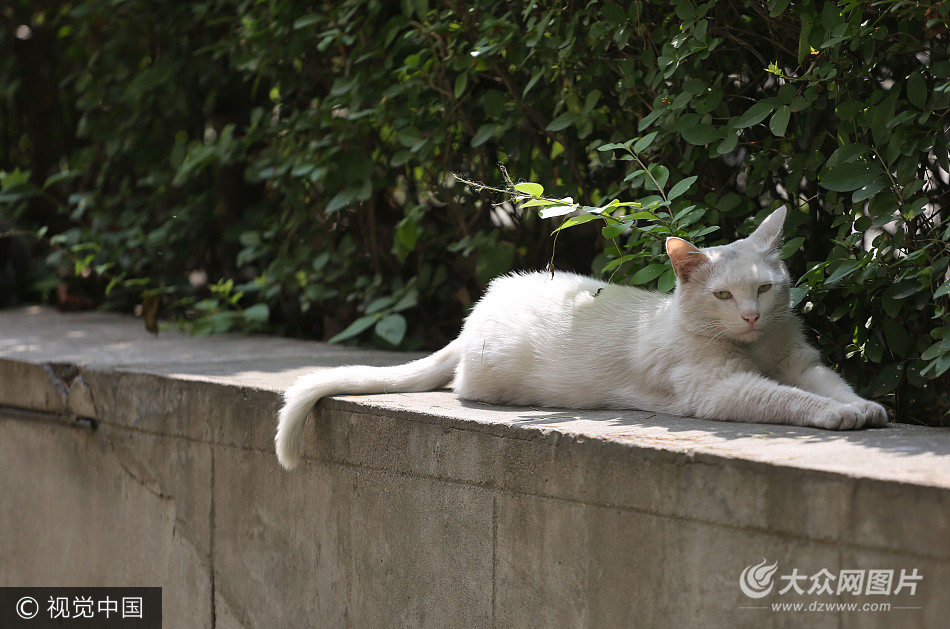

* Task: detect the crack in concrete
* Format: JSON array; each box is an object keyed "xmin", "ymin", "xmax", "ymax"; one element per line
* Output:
[
  {"xmin": 109, "ymin": 439, "xmax": 174, "ymax": 503},
  {"xmin": 209, "ymin": 441, "xmax": 218, "ymax": 629},
  {"xmin": 0, "ymin": 405, "xmax": 98, "ymax": 432}
]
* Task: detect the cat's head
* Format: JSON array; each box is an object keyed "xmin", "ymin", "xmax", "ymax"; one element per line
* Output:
[{"xmin": 666, "ymin": 206, "xmax": 792, "ymax": 343}]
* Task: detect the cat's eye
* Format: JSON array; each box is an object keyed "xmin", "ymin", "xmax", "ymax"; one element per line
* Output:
[
  {"xmin": 758, "ymin": 283, "xmax": 772, "ymax": 294},
  {"xmin": 713, "ymin": 290, "xmax": 732, "ymax": 300}
]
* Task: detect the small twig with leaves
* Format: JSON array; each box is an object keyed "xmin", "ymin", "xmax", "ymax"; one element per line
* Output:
[{"xmin": 454, "ymin": 141, "xmax": 712, "ymax": 289}]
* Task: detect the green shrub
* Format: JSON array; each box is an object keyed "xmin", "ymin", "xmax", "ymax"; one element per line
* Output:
[{"xmin": 1, "ymin": 0, "xmax": 947, "ymax": 423}]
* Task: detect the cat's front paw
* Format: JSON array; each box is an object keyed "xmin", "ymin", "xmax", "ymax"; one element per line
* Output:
[
  {"xmin": 855, "ymin": 399, "xmax": 889, "ymax": 427},
  {"xmin": 812, "ymin": 403, "xmax": 866, "ymax": 430}
]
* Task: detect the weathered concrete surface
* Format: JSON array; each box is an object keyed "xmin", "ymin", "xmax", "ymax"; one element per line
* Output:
[{"xmin": 1, "ymin": 305, "xmax": 949, "ymax": 628}]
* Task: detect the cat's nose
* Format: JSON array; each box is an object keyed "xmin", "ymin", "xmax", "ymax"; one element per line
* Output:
[{"xmin": 742, "ymin": 312, "xmax": 759, "ymax": 326}]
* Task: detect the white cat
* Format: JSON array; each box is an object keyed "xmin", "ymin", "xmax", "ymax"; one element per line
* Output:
[{"xmin": 276, "ymin": 206, "xmax": 888, "ymax": 469}]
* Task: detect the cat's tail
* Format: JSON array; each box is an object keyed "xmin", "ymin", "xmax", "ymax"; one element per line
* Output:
[{"xmin": 275, "ymin": 340, "xmax": 461, "ymax": 470}]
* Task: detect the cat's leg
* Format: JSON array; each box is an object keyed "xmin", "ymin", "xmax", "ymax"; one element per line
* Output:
[
  {"xmin": 680, "ymin": 371, "xmax": 874, "ymax": 430},
  {"xmin": 786, "ymin": 364, "xmax": 888, "ymax": 427}
]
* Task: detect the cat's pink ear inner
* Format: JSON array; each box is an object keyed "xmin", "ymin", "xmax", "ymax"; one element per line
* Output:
[{"xmin": 666, "ymin": 237, "xmax": 709, "ymax": 282}]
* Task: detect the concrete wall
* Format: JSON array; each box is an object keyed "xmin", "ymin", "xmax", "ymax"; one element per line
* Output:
[{"xmin": 1, "ymin": 307, "xmax": 949, "ymax": 628}]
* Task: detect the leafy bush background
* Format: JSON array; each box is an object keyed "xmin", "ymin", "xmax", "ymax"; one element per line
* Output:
[{"xmin": 1, "ymin": 0, "xmax": 947, "ymax": 424}]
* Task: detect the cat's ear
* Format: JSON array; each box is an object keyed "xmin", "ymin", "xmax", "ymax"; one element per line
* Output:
[
  {"xmin": 749, "ymin": 205, "xmax": 786, "ymax": 251},
  {"xmin": 666, "ymin": 237, "xmax": 709, "ymax": 282}
]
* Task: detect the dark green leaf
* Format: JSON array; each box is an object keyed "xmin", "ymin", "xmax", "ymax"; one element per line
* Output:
[
  {"xmin": 824, "ymin": 259, "xmax": 862, "ymax": 285},
  {"xmin": 907, "ymin": 71, "xmax": 927, "ymax": 110},
  {"xmin": 325, "ymin": 189, "xmax": 356, "ymax": 213},
  {"xmin": 769, "ymin": 0, "xmax": 791, "ymax": 16},
  {"xmin": 633, "ymin": 131, "xmax": 658, "ymax": 153},
  {"xmin": 601, "ymin": 222, "xmax": 628, "ymax": 239},
  {"xmin": 882, "ymin": 282, "xmax": 919, "ymax": 318},
  {"xmin": 453, "ymin": 73, "xmax": 468, "ymax": 99},
  {"xmin": 600, "ymin": 253, "xmax": 637, "ymax": 273},
  {"xmin": 483, "ymin": 89, "xmax": 506, "ymax": 118},
  {"xmin": 921, "ymin": 338, "xmax": 950, "ymax": 361},
  {"xmin": 630, "ymin": 263, "xmax": 668, "ymax": 284},
  {"xmin": 375, "ymin": 314, "xmax": 407, "ymax": 346},
  {"xmin": 826, "ymin": 143, "xmax": 871, "ymax": 167},
  {"xmin": 395, "ymin": 219, "xmax": 418, "ymax": 256},
  {"xmin": 790, "ymin": 285, "xmax": 809, "ymax": 307},
  {"xmin": 328, "ymin": 315, "xmax": 378, "ymax": 344},
  {"xmin": 583, "ymin": 89, "xmax": 602, "ymax": 114},
  {"xmin": 644, "ymin": 164, "xmax": 670, "ymax": 191},
  {"xmin": 820, "ymin": 161, "xmax": 881, "ymax": 192},
  {"xmin": 834, "ymin": 100, "xmax": 865, "ymax": 120},
  {"xmin": 882, "ymin": 319, "xmax": 913, "ymax": 359},
  {"xmin": 43, "ymin": 170, "xmax": 84, "ymax": 189},
  {"xmin": 471, "ymin": 123, "xmax": 498, "ymax": 147},
  {"xmin": 242, "ymin": 303, "xmax": 270, "ymax": 324},
  {"xmin": 523, "ymin": 69, "xmax": 544, "ymax": 98},
  {"xmin": 624, "ymin": 211, "xmax": 661, "ymax": 221},
  {"xmin": 852, "ymin": 177, "xmax": 888, "ymax": 203},
  {"xmin": 668, "ymin": 176, "xmax": 698, "ymax": 200},
  {"xmin": 870, "ymin": 363, "xmax": 903, "ymax": 396},
  {"xmin": 769, "ymin": 105, "xmax": 791, "ymax": 136},
  {"xmin": 638, "ymin": 108, "xmax": 664, "ymax": 131},
  {"xmin": 293, "ymin": 15, "xmax": 323, "ymax": 30},
  {"xmin": 546, "ymin": 112, "xmax": 580, "ymax": 132},
  {"xmin": 921, "ymin": 353, "xmax": 950, "ymax": 379},
  {"xmin": 366, "ymin": 296, "xmax": 397, "ymax": 314},
  {"xmin": 657, "ymin": 268, "xmax": 677, "ymax": 292},
  {"xmin": 734, "ymin": 101, "xmax": 777, "ymax": 128},
  {"xmin": 780, "ymin": 236, "xmax": 805, "ymax": 259},
  {"xmin": 688, "ymin": 225, "xmax": 720, "ymax": 239},
  {"xmin": 681, "ymin": 124, "xmax": 722, "ymax": 145},
  {"xmin": 0, "ymin": 183, "xmax": 39, "ymax": 203},
  {"xmin": 716, "ymin": 133, "xmax": 739, "ymax": 154},
  {"xmin": 864, "ymin": 332, "xmax": 884, "ymax": 363}
]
